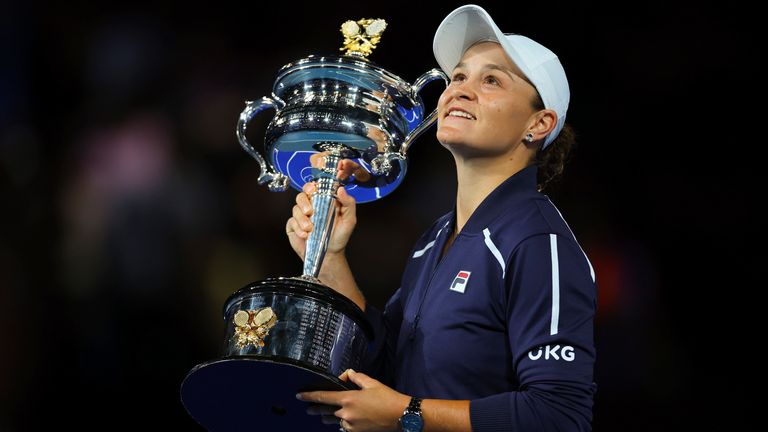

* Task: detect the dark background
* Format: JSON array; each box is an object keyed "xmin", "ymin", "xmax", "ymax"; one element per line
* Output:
[{"xmin": 1, "ymin": 0, "xmax": 760, "ymax": 430}]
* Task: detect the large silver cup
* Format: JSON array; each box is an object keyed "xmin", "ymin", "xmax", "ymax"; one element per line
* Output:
[{"xmin": 181, "ymin": 25, "xmax": 447, "ymax": 432}]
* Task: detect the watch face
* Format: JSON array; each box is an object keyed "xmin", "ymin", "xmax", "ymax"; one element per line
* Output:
[{"xmin": 401, "ymin": 412, "xmax": 424, "ymax": 432}]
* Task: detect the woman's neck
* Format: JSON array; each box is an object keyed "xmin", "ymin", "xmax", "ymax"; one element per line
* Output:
[{"xmin": 453, "ymin": 153, "xmax": 531, "ymax": 234}]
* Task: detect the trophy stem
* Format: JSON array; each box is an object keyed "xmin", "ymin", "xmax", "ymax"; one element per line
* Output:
[{"xmin": 303, "ymin": 144, "xmax": 344, "ymax": 279}]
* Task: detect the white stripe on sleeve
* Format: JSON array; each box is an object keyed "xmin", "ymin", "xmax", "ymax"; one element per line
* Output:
[
  {"xmin": 482, "ymin": 228, "xmax": 506, "ymax": 278},
  {"xmin": 412, "ymin": 240, "xmax": 435, "ymax": 258},
  {"xmin": 411, "ymin": 220, "xmax": 451, "ymax": 259},
  {"xmin": 550, "ymin": 234, "xmax": 560, "ymax": 336},
  {"xmin": 548, "ymin": 199, "xmax": 596, "ymax": 283}
]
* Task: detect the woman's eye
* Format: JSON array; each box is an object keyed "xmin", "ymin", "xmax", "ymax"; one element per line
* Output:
[
  {"xmin": 484, "ymin": 76, "xmax": 500, "ymax": 85},
  {"xmin": 451, "ymin": 73, "xmax": 466, "ymax": 82}
]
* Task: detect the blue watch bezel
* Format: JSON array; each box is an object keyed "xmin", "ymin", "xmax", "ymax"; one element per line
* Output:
[{"xmin": 400, "ymin": 411, "xmax": 424, "ymax": 432}]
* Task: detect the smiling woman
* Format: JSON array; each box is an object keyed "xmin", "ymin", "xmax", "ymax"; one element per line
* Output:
[
  {"xmin": 436, "ymin": 42, "xmax": 549, "ymax": 159},
  {"xmin": 288, "ymin": 4, "xmax": 597, "ymax": 432}
]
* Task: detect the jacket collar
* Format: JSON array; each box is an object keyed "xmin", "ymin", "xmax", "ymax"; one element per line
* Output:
[{"xmin": 449, "ymin": 164, "xmax": 539, "ymax": 235}]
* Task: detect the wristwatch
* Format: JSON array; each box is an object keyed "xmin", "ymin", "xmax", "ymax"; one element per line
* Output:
[{"xmin": 399, "ymin": 397, "xmax": 424, "ymax": 432}]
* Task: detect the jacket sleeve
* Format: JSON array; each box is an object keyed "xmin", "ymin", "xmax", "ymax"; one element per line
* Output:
[
  {"xmin": 470, "ymin": 233, "xmax": 597, "ymax": 432},
  {"xmin": 360, "ymin": 287, "xmax": 403, "ymax": 388}
]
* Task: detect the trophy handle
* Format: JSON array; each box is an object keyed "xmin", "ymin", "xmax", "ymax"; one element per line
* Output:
[
  {"xmin": 237, "ymin": 98, "xmax": 290, "ymax": 192},
  {"xmin": 400, "ymin": 69, "xmax": 450, "ymax": 156}
]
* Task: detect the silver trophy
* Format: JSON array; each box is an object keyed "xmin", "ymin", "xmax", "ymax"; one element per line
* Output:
[{"xmin": 181, "ymin": 19, "xmax": 447, "ymax": 431}]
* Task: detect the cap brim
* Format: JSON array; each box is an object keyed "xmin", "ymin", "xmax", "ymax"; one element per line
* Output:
[{"xmin": 433, "ymin": 4, "xmax": 533, "ymax": 82}]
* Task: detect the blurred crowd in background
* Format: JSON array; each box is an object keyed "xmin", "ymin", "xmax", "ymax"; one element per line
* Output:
[{"xmin": 1, "ymin": 0, "xmax": 758, "ymax": 430}]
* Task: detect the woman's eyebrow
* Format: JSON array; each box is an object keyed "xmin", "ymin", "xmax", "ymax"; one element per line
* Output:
[
  {"xmin": 487, "ymin": 64, "xmax": 536, "ymax": 87},
  {"xmin": 453, "ymin": 62, "xmax": 529, "ymax": 84},
  {"xmin": 484, "ymin": 64, "xmax": 517, "ymax": 81}
]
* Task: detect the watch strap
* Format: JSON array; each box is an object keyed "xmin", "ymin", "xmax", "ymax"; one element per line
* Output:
[{"xmin": 405, "ymin": 397, "xmax": 423, "ymax": 414}]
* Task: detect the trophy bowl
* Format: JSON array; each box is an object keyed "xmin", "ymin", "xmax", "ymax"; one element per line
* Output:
[
  {"xmin": 181, "ymin": 18, "xmax": 447, "ymax": 431},
  {"xmin": 238, "ymin": 52, "xmax": 448, "ymax": 203}
]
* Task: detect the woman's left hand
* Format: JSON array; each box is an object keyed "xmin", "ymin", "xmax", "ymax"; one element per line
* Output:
[{"xmin": 297, "ymin": 369, "xmax": 410, "ymax": 432}]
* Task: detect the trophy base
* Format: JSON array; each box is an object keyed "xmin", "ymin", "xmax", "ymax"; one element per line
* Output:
[
  {"xmin": 181, "ymin": 276, "xmax": 373, "ymax": 430},
  {"xmin": 181, "ymin": 356, "xmax": 354, "ymax": 431}
]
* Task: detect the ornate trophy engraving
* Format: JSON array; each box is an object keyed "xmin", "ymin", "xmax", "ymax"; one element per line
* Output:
[{"xmin": 180, "ymin": 19, "xmax": 447, "ymax": 431}]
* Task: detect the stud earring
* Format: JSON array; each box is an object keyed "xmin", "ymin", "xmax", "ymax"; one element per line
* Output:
[{"xmin": 525, "ymin": 132, "xmax": 534, "ymax": 143}]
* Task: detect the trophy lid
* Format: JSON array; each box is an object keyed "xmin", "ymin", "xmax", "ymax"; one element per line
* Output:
[
  {"xmin": 274, "ymin": 17, "xmax": 403, "ymax": 87},
  {"xmin": 274, "ymin": 17, "xmax": 401, "ymax": 86}
]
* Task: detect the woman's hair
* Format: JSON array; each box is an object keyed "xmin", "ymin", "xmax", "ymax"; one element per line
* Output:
[{"xmin": 530, "ymin": 93, "xmax": 576, "ymax": 192}]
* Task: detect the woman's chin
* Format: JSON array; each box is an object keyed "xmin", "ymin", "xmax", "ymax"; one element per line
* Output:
[
  {"xmin": 440, "ymin": 142, "xmax": 490, "ymax": 159},
  {"xmin": 437, "ymin": 131, "xmax": 473, "ymax": 150}
]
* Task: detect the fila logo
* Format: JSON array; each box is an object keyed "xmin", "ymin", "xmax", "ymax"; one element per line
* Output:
[
  {"xmin": 450, "ymin": 271, "xmax": 471, "ymax": 293},
  {"xmin": 528, "ymin": 345, "xmax": 575, "ymax": 362}
]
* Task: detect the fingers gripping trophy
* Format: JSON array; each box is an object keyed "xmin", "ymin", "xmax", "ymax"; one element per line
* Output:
[{"xmin": 180, "ymin": 19, "xmax": 447, "ymax": 431}]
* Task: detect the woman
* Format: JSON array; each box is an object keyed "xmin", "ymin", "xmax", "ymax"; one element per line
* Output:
[{"xmin": 287, "ymin": 5, "xmax": 596, "ymax": 431}]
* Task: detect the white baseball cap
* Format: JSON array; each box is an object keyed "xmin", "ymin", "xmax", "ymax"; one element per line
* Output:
[{"xmin": 433, "ymin": 4, "xmax": 570, "ymax": 149}]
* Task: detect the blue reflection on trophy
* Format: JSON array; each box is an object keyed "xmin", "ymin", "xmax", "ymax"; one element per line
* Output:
[{"xmin": 181, "ymin": 18, "xmax": 447, "ymax": 432}]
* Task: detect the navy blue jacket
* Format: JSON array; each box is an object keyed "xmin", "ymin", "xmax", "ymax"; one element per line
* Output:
[{"xmin": 363, "ymin": 165, "xmax": 597, "ymax": 431}]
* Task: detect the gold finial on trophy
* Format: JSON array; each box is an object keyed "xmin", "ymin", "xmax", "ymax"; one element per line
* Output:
[{"xmin": 340, "ymin": 18, "xmax": 387, "ymax": 58}]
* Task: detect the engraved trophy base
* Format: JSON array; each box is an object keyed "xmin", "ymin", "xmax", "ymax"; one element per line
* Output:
[{"xmin": 180, "ymin": 277, "xmax": 373, "ymax": 431}]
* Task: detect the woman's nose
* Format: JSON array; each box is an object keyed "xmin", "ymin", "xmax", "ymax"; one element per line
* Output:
[
  {"xmin": 439, "ymin": 80, "xmax": 476, "ymax": 108},
  {"xmin": 448, "ymin": 82, "xmax": 475, "ymax": 101}
]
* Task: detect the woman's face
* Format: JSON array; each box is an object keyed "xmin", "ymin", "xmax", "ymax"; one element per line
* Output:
[{"xmin": 436, "ymin": 41, "xmax": 540, "ymax": 157}]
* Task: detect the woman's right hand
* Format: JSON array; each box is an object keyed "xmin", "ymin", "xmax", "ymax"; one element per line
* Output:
[{"xmin": 286, "ymin": 159, "xmax": 359, "ymax": 261}]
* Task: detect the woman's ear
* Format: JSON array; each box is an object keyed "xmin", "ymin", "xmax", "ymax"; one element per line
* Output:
[{"xmin": 528, "ymin": 109, "xmax": 557, "ymax": 143}]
